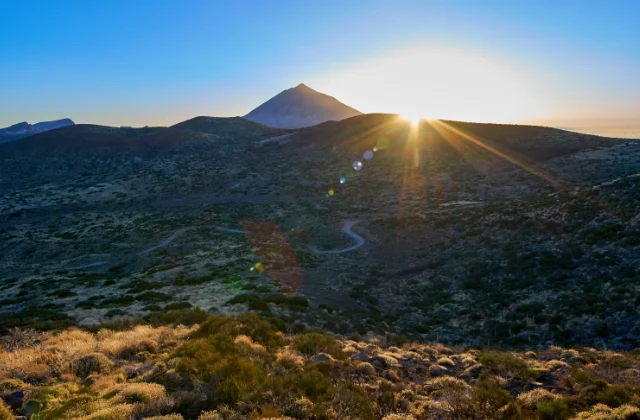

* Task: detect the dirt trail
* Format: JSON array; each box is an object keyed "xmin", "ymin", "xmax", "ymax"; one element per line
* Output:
[
  {"xmin": 69, "ymin": 221, "xmax": 365, "ymax": 269},
  {"xmin": 138, "ymin": 226, "xmax": 244, "ymax": 255},
  {"xmin": 309, "ymin": 220, "xmax": 365, "ymax": 254}
]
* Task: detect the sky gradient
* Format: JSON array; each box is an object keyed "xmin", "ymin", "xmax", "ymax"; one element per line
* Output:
[{"xmin": 1, "ymin": 0, "xmax": 639, "ymax": 135}]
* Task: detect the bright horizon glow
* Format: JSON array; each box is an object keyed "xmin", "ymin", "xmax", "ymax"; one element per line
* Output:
[{"xmin": 314, "ymin": 45, "xmax": 545, "ymax": 124}]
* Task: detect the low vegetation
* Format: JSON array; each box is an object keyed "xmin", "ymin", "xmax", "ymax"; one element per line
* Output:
[{"xmin": 1, "ymin": 314, "xmax": 639, "ymax": 419}]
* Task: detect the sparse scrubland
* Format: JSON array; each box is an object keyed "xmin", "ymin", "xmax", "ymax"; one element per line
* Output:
[
  {"xmin": 1, "ymin": 115, "xmax": 640, "ymax": 418},
  {"xmin": 1, "ymin": 313, "xmax": 640, "ymax": 419}
]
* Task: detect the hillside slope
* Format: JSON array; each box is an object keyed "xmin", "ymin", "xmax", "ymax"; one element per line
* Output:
[
  {"xmin": 0, "ymin": 115, "xmax": 639, "ymax": 352},
  {"xmin": 0, "ymin": 313, "xmax": 639, "ymax": 419}
]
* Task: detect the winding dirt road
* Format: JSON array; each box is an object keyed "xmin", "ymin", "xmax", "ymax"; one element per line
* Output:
[
  {"xmin": 69, "ymin": 221, "xmax": 364, "ymax": 269},
  {"xmin": 139, "ymin": 226, "xmax": 244, "ymax": 255},
  {"xmin": 309, "ymin": 220, "xmax": 365, "ymax": 254}
]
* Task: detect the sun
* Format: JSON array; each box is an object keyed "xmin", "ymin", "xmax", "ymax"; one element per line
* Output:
[{"xmin": 401, "ymin": 113, "xmax": 422, "ymax": 126}]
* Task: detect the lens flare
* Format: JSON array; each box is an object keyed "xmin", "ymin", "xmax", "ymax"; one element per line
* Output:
[
  {"xmin": 376, "ymin": 137, "xmax": 390, "ymax": 151},
  {"xmin": 352, "ymin": 161, "xmax": 363, "ymax": 171},
  {"xmin": 363, "ymin": 150, "xmax": 374, "ymax": 160},
  {"xmin": 328, "ymin": 189, "xmax": 335, "ymax": 196},
  {"xmin": 251, "ymin": 261, "xmax": 264, "ymax": 273},
  {"xmin": 339, "ymin": 177, "xmax": 346, "ymax": 184}
]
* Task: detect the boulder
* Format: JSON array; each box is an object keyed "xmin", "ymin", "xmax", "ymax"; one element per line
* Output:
[
  {"xmin": 351, "ymin": 352, "xmax": 370, "ymax": 362},
  {"xmin": 428, "ymin": 365, "xmax": 449, "ymax": 377},
  {"xmin": 372, "ymin": 353, "xmax": 401, "ymax": 369},
  {"xmin": 310, "ymin": 353, "xmax": 334, "ymax": 363},
  {"xmin": 2, "ymin": 390, "xmax": 29, "ymax": 411}
]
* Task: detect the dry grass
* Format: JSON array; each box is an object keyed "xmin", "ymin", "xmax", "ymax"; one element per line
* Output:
[
  {"xmin": 275, "ymin": 348, "xmax": 305, "ymax": 370},
  {"xmin": 517, "ymin": 388, "xmax": 560, "ymax": 408},
  {"xmin": 234, "ymin": 335, "xmax": 267, "ymax": 353},
  {"xmin": 2, "ymin": 314, "xmax": 640, "ymax": 419},
  {"xmin": 105, "ymin": 382, "xmax": 167, "ymax": 403},
  {"xmin": 573, "ymin": 403, "xmax": 640, "ymax": 419},
  {"xmin": 0, "ymin": 325, "xmax": 192, "ymax": 382}
]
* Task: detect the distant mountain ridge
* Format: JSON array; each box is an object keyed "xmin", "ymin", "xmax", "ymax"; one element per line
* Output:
[
  {"xmin": 0, "ymin": 118, "xmax": 75, "ymax": 143},
  {"xmin": 244, "ymin": 83, "xmax": 362, "ymax": 129}
]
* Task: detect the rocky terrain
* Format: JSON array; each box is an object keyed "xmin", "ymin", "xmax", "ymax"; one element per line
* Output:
[
  {"xmin": 0, "ymin": 114, "xmax": 639, "ymax": 352},
  {"xmin": 1, "ymin": 313, "xmax": 639, "ymax": 419}
]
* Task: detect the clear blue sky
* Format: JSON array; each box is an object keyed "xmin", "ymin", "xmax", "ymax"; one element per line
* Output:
[{"xmin": 1, "ymin": 0, "xmax": 638, "ymax": 128}]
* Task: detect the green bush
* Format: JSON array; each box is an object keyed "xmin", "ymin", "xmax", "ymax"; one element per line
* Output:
[
  {"xmin": 291, "ymin": 332, "xmax": 344, "ymax": 359},
  {"xmin": 288, "ymin": 370, "xmax": 334, "ymax": 403},
  {"xmin": 145, "ymin": 308, "xmax": 209, "ymax": 326},
  {"xmin": 191, "ymin": 314, "xmax": 284, "ymax": 348},
  {"xmin": 264, "ymin": 294, "xmax": 309, "ymax": 311},
  {"xmin": 174, "ymin": 335, "xmax": 268, "ymax": 405},
  {"xmin": 164, "ymin": 302, "xmax": 192, "ymax": 311},
  {"xmin": 0, "ymin": 307, "xmax": 76, "ymax": 332},
  {"xmin": 331, "ymin": 383, "xmax": 376, "ymax": 420},
  {"xmin": 105, "ymin": 309, "xmax": 126, "ymax": 318},
  {"xmin": 477, "ymin": 351, "xmax": 538, "ymax": 380},
  {"xmin": 537, "ymin": 398, "xmax": 568, "ymax": 420},
  {"xmin": 225, "ymin": 293, "xmax": 271, "ymax": 312},
  {"xmin": 100, "ymin": 295, "xmax": 135, "ymax": 307}
]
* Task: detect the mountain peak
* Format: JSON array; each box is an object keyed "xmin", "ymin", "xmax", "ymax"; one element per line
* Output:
[
  {"xmin": 244, "ymin": 84, "xmax": 361, "ymax": 129},
  {"xmin": 0, "ymin": 118, "xmax": 75, "ymax": 144}
]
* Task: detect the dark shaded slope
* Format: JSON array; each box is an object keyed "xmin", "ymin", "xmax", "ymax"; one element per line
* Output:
[{"xmin": 171, "ymin": 116, "xmax": 292, "ymax": 140}]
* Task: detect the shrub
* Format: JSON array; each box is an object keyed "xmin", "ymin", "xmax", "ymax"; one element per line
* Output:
[
  {"xmin": 437, "ymin": 356, "xmax": 456, "ymax": 367},
  {"xmin": 477, "ymin": 351, "xmax": 538, "ymax": 379},
  {"xmin": 357, "ymin": 362, "xmax": 376, "ymax": 376},
  {"xmin": 131, "ymin": 395, "xmax": 175, "ymax": 418},
  {"xmin": 285, "ymin": 397, "xmax": 314, "ymax": 418},
  {"xmin": 191, "ymin": 314, "xmax": 284, "ymax": 348},
  {"xmin": 225, "ymin": 294, "xmax": 271, "ymax": 312},
  {"xmin": 448, "ymin": 378, "xmax": 516, "ymax": 418},
  {"xmin": 107, "ymin": 383, "xmax": 167, "ymax": 403},
  {"xmin": 0, "ymin": 379, "xmax": 27, "ymax": 393},
  {"xmin": 275, "ymin": 349, "xmax": 305, "ymax": 371},
  {"xmin": 517, "ymin": 389, "xmax": 560, "ymax": 408},
  {"xmin": 0, "ymin": 399, "xmax": 13, "ymax": 420},
  {"xmin": 291, "ymin": 333, "xmax": 344, "ymax": 359},
  {"xmin": 117, "ymin": 338, "xmax": 158, "ymax": 359},
  {"xmin": 75, "ymin": 353, "xmax": 114, "ymax": 378},
  {"xmin": 331, "ymin": 383, "xmax": 376, "ymax": 420},
  {"xmin": 145, "ymin": 415, "xmax": 183, "ymax": 420},
  {"xmin": 164, "ymin": 302, "xmax": 193, "ymax": 311},
  {"xmin": 596, "ymin": 384, "xmax": 635, "ymax": 408},
  {"xmin": 174, "ymin": 336, "xmax": 268, "ymax": 405},
  {"xmin": 537, "ymin": 398, "xmax": 568, "ymax": 420},
  {"xmin": 146, "ymin": 308, "xmax": 209, "ymax": 326},
  {"xmin": 126, "ymin": 280, "xmax": 166, "ymax": 293},
  {"xmin": 105, "ymin": 309, "xmax": 126, "ymax": 318},
  {"xmin": 573, "ymin": 403, "xmax": 640, "ymax": 419},
  {"xmin": 264, "ymin": 294, "xmax": 309, "ymax": 311},
  {"xmin": 288, "ymin": 370, "xmax": 334, "ymax": 403}
]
